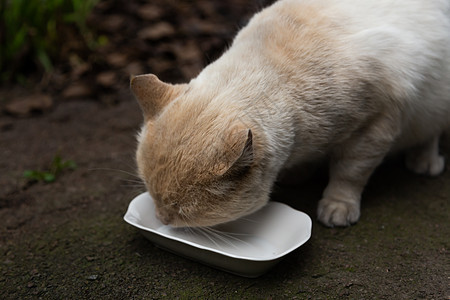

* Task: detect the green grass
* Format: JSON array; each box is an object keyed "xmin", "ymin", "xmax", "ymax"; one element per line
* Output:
[
  {"xmin": 23, "ymin": 155, "xmax": 77, "ymax": 183},
  {"xmin": 0, "ymin": 0, "xmax": 99, "ymax": 82}
]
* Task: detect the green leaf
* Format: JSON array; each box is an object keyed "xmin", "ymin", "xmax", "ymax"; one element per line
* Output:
[
  {"xmin": 10, "ymin": 26, "xmax": 28, "ymax": 54},
  {"xmin": 1, "ymin": 0, "xmax": 99, "ymax": 82},
  {"xmin": 43, "ymin": 173, "xmax": 56, "ymax": 182},
  {"xmin": 23, "ymin": 170, "xmax": 36, "ymax": 178},
  {"xmin": 23, "ymin": 170, "xmax": 45, "ymax": 181},
  {"xmin": 36, "ymin": 49, "xmax": 53, "ymax": 72},
  {"xmin": 63, "ymin": 160, "xmax": 77, "ymax": 170},
  {"xmin": 96, "ymin": 35, "xmax": 109, "ymax": 47},
  {"xmin": 23, "ymin": 154, "xmax": 76, "ymax": 183}
]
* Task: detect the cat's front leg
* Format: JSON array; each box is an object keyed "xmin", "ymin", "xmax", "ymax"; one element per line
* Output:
[
  {"xmin": 318, "ymin": 181, "xmax": 362, "ymax": 227},
  {"xmin": 317, "ymin": 116, "xmax": 400, "ymax": 227}
]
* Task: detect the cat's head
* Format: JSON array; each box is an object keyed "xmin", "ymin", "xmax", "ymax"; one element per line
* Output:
[{"xmin": 132, "ymin": 74, "xmax": 269, "ymax": 227}]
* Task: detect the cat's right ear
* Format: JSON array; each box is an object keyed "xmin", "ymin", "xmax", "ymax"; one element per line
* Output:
[
  {"xmin": 130, "ymin": 74, "xmax": 185, "ymax": 119},
  {"xmin": 215, "ymin": 127, "xmax": 254, "ymax": 178}
]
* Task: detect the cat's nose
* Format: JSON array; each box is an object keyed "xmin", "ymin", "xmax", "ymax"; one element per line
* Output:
[
  {"xmin": 156, "ymin": 210, "xmax": 172, "ymax": 225},
  {"xmin": 160, "ymin": 216, "xmax": 171, "ymax": 225}
]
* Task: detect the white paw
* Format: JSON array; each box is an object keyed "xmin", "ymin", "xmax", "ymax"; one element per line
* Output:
[
  {"xmin": 317, "ymin": 198, "xmax": 360, "ymax": 227},
  {"xmin": 406, "ymin": 154, "xmax": 445, "ymax": 177}
]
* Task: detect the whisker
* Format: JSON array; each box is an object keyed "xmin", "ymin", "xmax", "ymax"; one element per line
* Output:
[
  {"xmin": 88, "ymin": 167, "xmax": 142, "ymax": 179},
  {"xmin": 174, "ymin": 213, "xmax": 230, "ymax": 249},
  {"xmin": 207, "ymin": 226, "xmax": 252, "ymax": 237},
  {"xmin": 204, "ymin": 227, "xmax": 253, "ymax": 247},
  {"xmin": 119, "ymin": 178, "xmax": 145, "ymax": 185},
  {"xmin": 194, "ymin": 227, "xmax": 222, "ymax": 249},
  {"xmin": 180, "ymin": 214, "xmax": 197, "ymax": 236},
  {"xmin": 120, "ymin": 184, "xmax": 146, "ymax": 189},
  {"xmin": 201, "ymin": 227, "xmax": 238, "ymax": 249},
  {"xmin": 200, "ymin": 227, "xmax": 243, "ymax": 249},
  {"xmin": 238, "ymin": 217, "xmax": 262, "ymax": 224}
]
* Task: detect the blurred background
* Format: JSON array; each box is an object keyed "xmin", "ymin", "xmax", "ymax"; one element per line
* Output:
[{"xmin": 1, "ymin": 0, "xmax": 274, "ymax": 114}]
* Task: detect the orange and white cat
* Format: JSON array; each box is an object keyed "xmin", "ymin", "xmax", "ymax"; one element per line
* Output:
[{"xmin": 133, "ymin": 0, "xmax": 450, "ymax": 227}]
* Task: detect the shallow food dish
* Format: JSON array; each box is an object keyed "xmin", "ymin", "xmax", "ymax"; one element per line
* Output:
[{"xmin": 124, "ymin": 192, "xmax": 312, "ymax": 277}]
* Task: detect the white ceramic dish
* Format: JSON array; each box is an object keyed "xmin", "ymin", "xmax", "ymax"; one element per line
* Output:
[{"xmin": 124, "ymin": 192, "xmax": 312, "ymax": 277}]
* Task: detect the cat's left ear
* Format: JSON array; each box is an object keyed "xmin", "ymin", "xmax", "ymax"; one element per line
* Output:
[{"xmin": 130, "ymin": 74, "xmax": 186, "ymax": 119}]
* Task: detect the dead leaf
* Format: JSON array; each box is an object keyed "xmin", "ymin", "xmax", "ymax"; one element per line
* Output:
[
  {"xmin": 4, "ymin": 94, "xmax": 53, "ymax": 117},
  {"xmin": 183, "ymin": 18, "xmax": 228, "ymax": 36},
  {"xmin": 147, "ymin": 58, "xmax": 173, "ymax": 74},
  {"xmin": 98, "ymin": 15, "xmax": 126, "ymax": 32},
  {"xmin": 172, "ymin": 41, "xmax": 202, "ymax": 62},
  {"xmin": 62, "ymin": 82, "xmax": 93, "ymax": 99},
  {"xmin": 106, "ymin": 53, "xmax": 129, "ymax": 68},
  {"xmin": 136, "ymin": 4, "xmax": 163, "ymax": 20},
  {"xmin": 71, "ymin": 63, "xmax": 90, "ymax": 79},
  {"xmin": 137, "ymin": 22, "xmax": 175, "ymax": 40},
  {"xmin": 124, "ymin": 62, "xmax": 145, "ymax": 76},
  {"xmin": 96, "ymin": 71, "xmax": 117, "ymax": 87}
]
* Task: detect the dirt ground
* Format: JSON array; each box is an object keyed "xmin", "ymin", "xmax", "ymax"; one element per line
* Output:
[
  {"xmin": 1, "ymin": 93, "xmax": 449, "ymax": 299},
  {"xmin": 1, "ymin": 0, "xmax": 449, "ymax": 299}
]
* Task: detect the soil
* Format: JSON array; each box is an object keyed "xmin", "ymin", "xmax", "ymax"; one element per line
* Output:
[{"xmin": 1, "ymin": 1, "xmax": 449, "ymax": 299}]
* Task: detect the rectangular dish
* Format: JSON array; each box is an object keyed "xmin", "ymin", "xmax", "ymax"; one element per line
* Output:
[{"xmin": 124, "ymin": 192, "xmax": 311, "ymax": 277}]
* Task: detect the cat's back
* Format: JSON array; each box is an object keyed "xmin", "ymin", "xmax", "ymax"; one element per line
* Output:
[
  {"xmin": 255, "ymin": 0, "xmax": 450, "ymax": 59},
  {"xmin": 275, "ymin": 0, "xmax": 449, "ymax": 27},
  {"xmin": 231, "ymin": 0, "xmax": 450, "ymax": 149},
  {"xmin": 239, "ymin": 0, "xmax": 450, "ymax": 80}
]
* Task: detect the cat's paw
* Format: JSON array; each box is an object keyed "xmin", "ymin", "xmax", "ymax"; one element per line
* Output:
[
  {"xmin": 317, "ymin": 198, "xmax": 360, "ymax": 227},
  {"xmin": 405, "ymin": 153, "xmax": 445, "ymax": 177}
]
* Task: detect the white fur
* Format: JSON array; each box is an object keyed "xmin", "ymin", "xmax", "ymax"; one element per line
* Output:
[
  {"xmin": 196, "ymin": 0, "xmax": 450, "ymax": 226},
  {"xmin": 136, "ymin": 0, "xmax": 450, "ymax": 227}
]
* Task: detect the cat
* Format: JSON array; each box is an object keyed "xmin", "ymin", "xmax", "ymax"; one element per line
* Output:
[{"xmin": 132, "ymin": 0, "xmax": 450, "ymax": 227}]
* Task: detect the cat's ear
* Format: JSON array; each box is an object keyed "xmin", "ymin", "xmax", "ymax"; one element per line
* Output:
[
  {"xmin": 130, "ymin": 74, "xmax": 185, "ymax": 119},
  {"xmin": 216, "ymin": 127, "xmax": 253, "ymax": 178}
]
